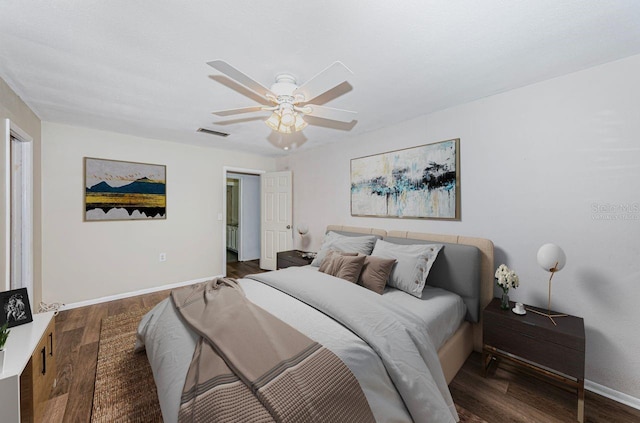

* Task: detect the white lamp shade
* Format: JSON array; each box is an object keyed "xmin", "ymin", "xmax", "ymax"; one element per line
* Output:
[
  {"xmin": 537, "ymin": 243, "xmax": 566, "ymax": 272},
  {"xmin": 297, "ymin": 224, "xmax": 309, "ymax": 235}
]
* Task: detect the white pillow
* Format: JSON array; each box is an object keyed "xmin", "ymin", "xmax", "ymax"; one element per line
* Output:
[
  {"xmin": 311, "ymin": 231, "xmax": 378, "ymax": 267},
  {"xmin": 371, "ymin": 240, "xmax": 443, "ymax": 298}
]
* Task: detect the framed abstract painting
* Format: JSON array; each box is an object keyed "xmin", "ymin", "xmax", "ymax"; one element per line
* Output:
[
  {"xmin": 351, "ymin": 139, "xmax": 460, "ymax": 220},
  {"xmin": 84, "ymin": 158, "xmax": 166, "ymax": 221}
]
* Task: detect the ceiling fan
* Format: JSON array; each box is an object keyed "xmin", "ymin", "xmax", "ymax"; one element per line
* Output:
[{"xmin": 207, "ymin": 60, "xmax": 357, "ymax": 134}]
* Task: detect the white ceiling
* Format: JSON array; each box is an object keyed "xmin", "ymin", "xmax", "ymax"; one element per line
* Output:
[{"xmin": 2, "ymin": 1, "xmax": 640, "ymax": 157}]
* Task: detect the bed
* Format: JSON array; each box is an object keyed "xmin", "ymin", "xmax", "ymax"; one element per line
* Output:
[{"xmin": 136, "ymin": 225, "xmax": 494, "ymax": 423}]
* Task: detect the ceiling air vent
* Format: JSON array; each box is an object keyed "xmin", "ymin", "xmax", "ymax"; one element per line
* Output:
[{"xmin": 197, "ymin": 128, "xmax": 229, "ymax": 137}]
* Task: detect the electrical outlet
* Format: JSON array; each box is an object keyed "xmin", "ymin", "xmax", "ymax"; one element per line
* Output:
[{"xmin": 159, "ymin": 253, "xmax": 167, "ymax": 262}]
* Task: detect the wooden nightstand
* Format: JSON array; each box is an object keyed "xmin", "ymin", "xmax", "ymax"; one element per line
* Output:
[
  {"xmin": 483, "ymin": 298, "xmax": 585, "ymax": 422},
  {"xmin": 277, "ymin": 250, "xmax": 314, "ymax": 269}
]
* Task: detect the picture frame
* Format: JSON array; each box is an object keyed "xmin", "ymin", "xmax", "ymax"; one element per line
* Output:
[
  {"xmin": 84, "ymin": 157, "xmax": 167, "ymax": 221},
  {"xmin": 0, "ymin": 288, "xmax": 33, "ymax": 328},
  {"xmin": 350, "ymin": 139, "xmax": 460, "ymax": 220}
]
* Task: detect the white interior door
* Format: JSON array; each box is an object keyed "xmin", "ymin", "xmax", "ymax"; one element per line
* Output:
[{"xmin": 260, "ymin": 171, "xmax": 292, "ymax": 270}]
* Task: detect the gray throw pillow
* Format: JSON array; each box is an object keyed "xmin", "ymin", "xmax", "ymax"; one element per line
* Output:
[
  {"xmin": 311, "ymin": 231, "xmax": 377, "ymax": 267},
  {"xmin": 371, "ymin": 240, "xmax": 443, "ymax": 298}
]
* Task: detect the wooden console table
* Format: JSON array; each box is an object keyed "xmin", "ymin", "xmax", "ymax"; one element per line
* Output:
[{"xmin": 0, "ymin": 311, "xmax": 57, "ymax": 423}]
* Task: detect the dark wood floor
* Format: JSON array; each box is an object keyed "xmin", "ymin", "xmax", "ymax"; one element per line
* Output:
[{"xmin": 42, "ymin": 259, "xmax": 640, "ymax": 423}]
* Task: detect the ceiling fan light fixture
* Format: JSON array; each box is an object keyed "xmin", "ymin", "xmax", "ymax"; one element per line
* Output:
[
  {"xmin": 265, "ymin": 112, "xmax": 281, "ymax": 131},
  {"xmin": 280, "ymin": 108, "xmax": 295, "ymax": 127},
  {"xmin": 294, "ymin": 114, "xmax": 307, "ymax": 131},
  {"xmin": 208, "ymin": 60, "xmax": 356, "ymax": 147}
]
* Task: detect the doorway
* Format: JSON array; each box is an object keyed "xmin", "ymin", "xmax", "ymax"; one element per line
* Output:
[
  {"xmin": 4, "ymin": 119, "xmax": 33, "ymax": 299},
  {"xmin": 223, "ymin": 167, "xmax": 263, "ymax": 276}
]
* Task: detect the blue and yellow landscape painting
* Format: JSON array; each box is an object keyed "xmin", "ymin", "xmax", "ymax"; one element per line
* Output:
[{"xmin": 84, "ymin": 158, "xmax": 166, "ymax": 221}]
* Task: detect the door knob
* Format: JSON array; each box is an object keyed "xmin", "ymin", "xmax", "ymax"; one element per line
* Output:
[{"xmin": 286, "ymin": 225, "xmax": 291, "ymax": 229}]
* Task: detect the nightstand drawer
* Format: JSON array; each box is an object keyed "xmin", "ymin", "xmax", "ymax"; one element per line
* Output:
[
  {"xmin": 484, "ymin": 323, "xmax": 584, "ymax": 379},
  {"xmin": 484, "ymin": 310, "xmax": 584, "ymax": 352}
]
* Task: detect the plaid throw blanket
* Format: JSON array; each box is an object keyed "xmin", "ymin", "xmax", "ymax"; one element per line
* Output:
[{"xmin": 171, "ymin": 278, "xmax": 375, "ymax": 423}]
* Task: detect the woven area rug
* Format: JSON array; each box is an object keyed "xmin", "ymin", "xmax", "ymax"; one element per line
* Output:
[
  {"xmin": 91, "ymin": 306, "xmax": 485, "ymax": 423},
  {"xmin": 91, "ymin": 306, "xmax": 163, "ymax": 423}
]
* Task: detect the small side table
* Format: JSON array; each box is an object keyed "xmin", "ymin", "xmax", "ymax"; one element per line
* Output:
[
  {"xmin": 0, "ymin": 311, "xmax": 57, "ymax": 423},
  {"xmin": 483, "ymin": 298, "xmax": 585, "ymax": 422},
  {"xmin": 277, "ymin": 250, "xmax": 314, "ymax": 269}
]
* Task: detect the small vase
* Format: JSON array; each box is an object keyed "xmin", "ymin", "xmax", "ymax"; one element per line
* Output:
[
  {"xmin": 0, "ymin": 349, "xmax": 4, "ymax": 373},
  {"xmin": 501, "ymin": 292, "xmax": 510, "ymax": 310}
]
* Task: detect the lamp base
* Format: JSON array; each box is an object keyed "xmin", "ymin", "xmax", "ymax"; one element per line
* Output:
[{"xmin": 526, "ymin": 307, "xmax": 568, "ymax": 326}]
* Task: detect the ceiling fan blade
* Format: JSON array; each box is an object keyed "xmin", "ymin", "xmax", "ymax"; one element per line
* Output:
[
  {"xmin": 212, "ymin": 106, "xmax": 267, "ymax": 117},
  {"xmin": 302, "ymin": 104, "xmax": 357, "ymax": 122},
  {"xmin": 207, "ymin": 60, "xmax": 275, "ymax": 100},
  {"xmin": 293, "ymin": 61, "xmax": 353, "ymax": 102}
]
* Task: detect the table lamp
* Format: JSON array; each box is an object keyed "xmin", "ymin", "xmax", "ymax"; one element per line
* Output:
[
  {"xmin": 296, "ymin": 224, "xmax": 309, "ymax": 237},
  {"xmin": 527, "ymin": 243, "xmax": 568, "ymax": 325}
]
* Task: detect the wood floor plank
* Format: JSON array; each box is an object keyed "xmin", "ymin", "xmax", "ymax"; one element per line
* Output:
[
  {"xmin": 42, "ymin": 393, "xmax": 68, "ymax": 423},
  {"xmin": 62, "ymin": 342, "xmax": 99, "ymax": 423},
  {"xmin": 142, "ymin": 289, "xmax": 170, "ymax": 309},
  {"xmin": 80, "ymin": 302, "xmax": 109, "ymax": 346},
  {"xmin": 226, "ymin": 259, "xmax": 265, "ymax": 279},
  {"xmin": 56, "ymin": 307, "xmax": 88, "ymax": 332},
  {"xmin": 50, "ymin": 327, "xmax": 84, "ymax": 398},
  {"xmin": 454, "ymin": 352, "xmax": 640, "ymax": 423},
  {"xmin": 107, "ymin": 294, "xmax": 145, "ymax": 316},
  {"xmin": 451, "ymin": 356, "xmax": 568, "ymax": 423}
]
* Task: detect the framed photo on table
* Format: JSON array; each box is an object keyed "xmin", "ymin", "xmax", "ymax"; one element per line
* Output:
[{"xmin": 0, "ymin": 288, "xmax": 33, "ymax": 328}]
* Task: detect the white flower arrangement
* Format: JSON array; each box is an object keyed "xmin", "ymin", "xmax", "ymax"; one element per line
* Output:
[{"xmin": 495, "ymin": 264, "xmax": 519, "ymax": 293}]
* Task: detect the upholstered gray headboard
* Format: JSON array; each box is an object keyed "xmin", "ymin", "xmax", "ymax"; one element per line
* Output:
[{"xmin": 383, "ymin": 236, "xmax": 481, "ymax": 323}]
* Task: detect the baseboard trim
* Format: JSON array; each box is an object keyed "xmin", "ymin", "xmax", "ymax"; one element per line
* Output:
[
  {"xmin": 586, "ymin": 379, "xmax": 640, "ymax": 411},
  {"xmin": 60, "ymin": 275, "xmax": 221, "ymax": 311}
]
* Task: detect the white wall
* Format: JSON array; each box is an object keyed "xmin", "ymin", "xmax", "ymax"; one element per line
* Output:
[
  {"xmin": 235, "ymin": 173, "xmax": 261, "ymax": 261},
  {"xmin": 278, "ymin": 54, "xmax": 640, "ymax": 401},
  {"xmin": 41, "ymin": 123, "xmax": 275, "ymax": 304}
]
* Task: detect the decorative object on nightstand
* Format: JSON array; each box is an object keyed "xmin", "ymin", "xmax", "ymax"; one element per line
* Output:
[
  {"xmin": 528, "ymin": 243, "xmax": 568, "ymax": 325},
  {"xmin": 512, "ymin": 302, "xmax": 526, "ymax": 315},
  {"xmin": 0, "ymin": 322, "xmax": 10, "ymax": 372},
  {"xmin": 495, "ymin": 264, "xmax": 519, "ymax": 310}
]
